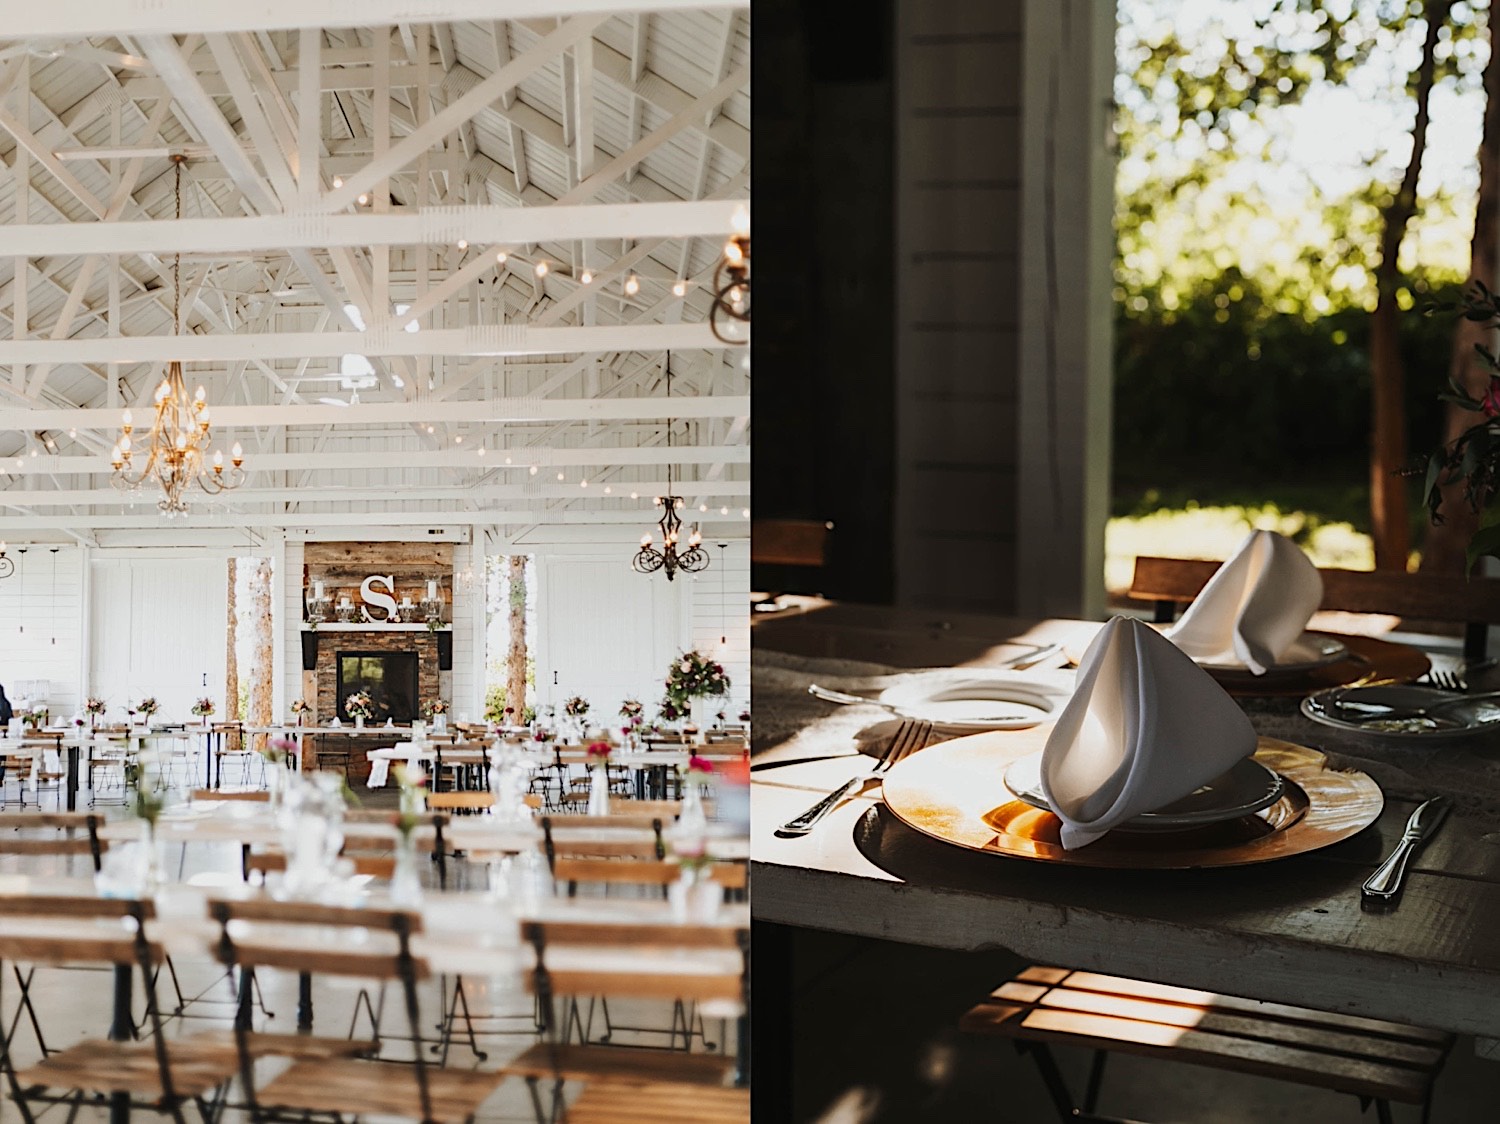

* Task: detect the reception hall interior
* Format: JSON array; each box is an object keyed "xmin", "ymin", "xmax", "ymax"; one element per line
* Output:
[{"xmin": 0, "ymin": 2, "xmax": 751, "ymax": 1122}]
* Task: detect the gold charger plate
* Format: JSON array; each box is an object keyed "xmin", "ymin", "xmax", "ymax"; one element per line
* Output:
[{"xmin": 880, "ymin": 728, "xmax": 1383, "ymax": 869}]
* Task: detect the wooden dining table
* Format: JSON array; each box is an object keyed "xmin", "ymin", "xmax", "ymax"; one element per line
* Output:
[{"xmin": 751, "ymin": 598, "xmax": 1500, "ymax": 1043}]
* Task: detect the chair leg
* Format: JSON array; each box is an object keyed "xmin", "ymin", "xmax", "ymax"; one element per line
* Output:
[
  {"xmin": 1016, "ymin": 1040, "xmax": 1082, "ymax": 1124},
  {"xmin": 1082, "ymin": 1049, "xmax": 1108, "ymax": 1113},
  {"xmin": 1375, "ymin": 1100, "xmax": 1395, "ymax": 1124}
]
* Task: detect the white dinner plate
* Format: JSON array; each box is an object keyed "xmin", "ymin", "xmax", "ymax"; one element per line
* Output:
[
  {"xmin": 1301, "ymin": 685, "xmax": 1500, "ymax": 740},
  {"xmin": 876, "ymin": 669, "xmax": 1072, "ymax": 731},
  {"xmin": 1194, "ymin": 632, "xmax": 1347, "ymax": 674}
]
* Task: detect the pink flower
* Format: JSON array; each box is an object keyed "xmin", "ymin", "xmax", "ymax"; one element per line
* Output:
[
  {"xmin": 586, "ymin": 741, "xmax": 612, "ymax": 760},
  {"xmin": 1484, "ymin": 376, "xmax": 1500, "ymax": 417},
  {"xmin": 687, "ymin": 755, "xmax": 713, "ymax": 774}
]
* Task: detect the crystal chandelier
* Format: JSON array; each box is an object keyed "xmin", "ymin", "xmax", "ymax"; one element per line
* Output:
[
  {"xmin": 632, "ymin": 358, "xmax": 709, "ymax": 581},
  {"xmin": 110, "ymin": 156, "xmax": 244, "ymax": 517}
]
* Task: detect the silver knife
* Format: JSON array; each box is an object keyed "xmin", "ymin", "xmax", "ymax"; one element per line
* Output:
[{"xmin": 1362, "ymin": 797, "xmax": 1451, "ymax": 900}]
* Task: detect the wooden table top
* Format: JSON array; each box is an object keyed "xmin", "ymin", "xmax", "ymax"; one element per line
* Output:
[{"xmin": 752, "ymin": 600, "xmax": 1500, "ymax": 1038}]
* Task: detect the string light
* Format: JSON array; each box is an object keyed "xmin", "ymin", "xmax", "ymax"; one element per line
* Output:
[
  {"xmin": 624, "ymin": 274, "xmax": 640, "ymax": 296},
  {"xmin": 580, "ymin": 270, "xmax": 593, "ymax": 284},
  {"xmin": 672, "ymin": 280, "xmax": 687, "ymax": 297},
  {"xmin": 456, "ymin": 239, "xmax": 468, "ymax": 251},
  {"xmin": 496, "ymin": 251, "xmax": 508, "ymax": 264},
  {"xmin": 535, "ymin": 261, "xmax": 549, "ymax": 278}
]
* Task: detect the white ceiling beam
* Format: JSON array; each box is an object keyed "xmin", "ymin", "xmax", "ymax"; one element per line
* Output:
[
  {"xmin": 0, "ymin": 322, "xmax": 731, "ymax": 366},
  {"xmin": 321, "ymin": 16, "xmax": 608, "ymax": 213},
  {"xmin": 0, "ymin": 0, "xmax": 745, "ymax": 38},
  {"xmin": 0, "ymin": 443, "xmax": 747, "ymax": 477},
  {"xmin": 0, "ymin": 200, "xmax": 746, "ymax": 258},
  {"xmin": 0, "ymin": 392, "xmax": 749, "ymax": 430},
  {"xmin": 0, "ymin": 479, "xmax": 749, "ymax": 508},
  {"xmin": 0, "ymin": 508, "xmax": 750, "ymax": 531}
]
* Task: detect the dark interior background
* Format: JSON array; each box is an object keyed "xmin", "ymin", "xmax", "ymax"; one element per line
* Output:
[{"xmin": 751, "ymin": 0, "xmax": 896, "ymax": 604}]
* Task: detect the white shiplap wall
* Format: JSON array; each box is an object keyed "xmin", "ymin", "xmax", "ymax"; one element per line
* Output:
[
  {"xmin": 449, "ymin": 539, "xmax": 482, "ymax": 720},
  {"xmin": 281, "ymin": 539, "xmax": 305, "ymax": 714},
  {"xmin": 526, "ymin": 540, "xmax": 749, "ymax": 722},
  {"xmin": 0, "ymin": 546, "xmax": 84, "ymax": 715},
  {"xmin": 89, "ymin": 554, "xmax": 227, "ymax": 722}
]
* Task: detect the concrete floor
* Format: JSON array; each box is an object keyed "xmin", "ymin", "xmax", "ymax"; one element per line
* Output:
[{"xmin": 756, "ymin": 925, "xmax": 1497, "ymax": 1124}]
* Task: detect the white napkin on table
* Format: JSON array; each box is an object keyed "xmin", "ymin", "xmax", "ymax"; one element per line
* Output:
[
  {"xmin": 1165, "ymin": 529, "xmax": 1322, "ymax": 675},
  {"xmin": 1040, "ymin": 616, "xmax": 1257, "ymax": 850}
]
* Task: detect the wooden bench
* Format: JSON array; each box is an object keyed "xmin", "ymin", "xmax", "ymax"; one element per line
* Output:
[
  {"xmin": 960, "ymin": 966, "xmax": 1451, "ymax": 1124},
  {"xmin": 1129, "ymin": 555, "xmax": 1500, "ymax": 660}
]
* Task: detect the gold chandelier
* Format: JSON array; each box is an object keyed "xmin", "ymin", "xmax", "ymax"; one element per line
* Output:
[{"xmin": 110, "ymin": 156, "xmax": 244, "ymax": 517}]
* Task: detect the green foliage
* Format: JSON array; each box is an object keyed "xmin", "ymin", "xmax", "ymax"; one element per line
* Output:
[{"xmin": 1114, "ymin": 274, "xmax": 1459, "ymax": 499}]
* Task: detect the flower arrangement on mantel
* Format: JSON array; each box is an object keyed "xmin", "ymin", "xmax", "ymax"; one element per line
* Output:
[
  {"xmin": 191, "ymin": 698, "xmax": 215, "ymax": 718},
  {"xmin": 421, "ymin": 699, "xmax": 449, "ymax": 721},
  {"xmin": 664, "ymin": 650, "xmax": 730, "ymax": 707},
  {"xmin": 344, "ymin": 691, "xmax": 375, "ymax": 722},
  {"xmin": 564, "ymin": 696, "xmax": 590, "ymax": 719}
]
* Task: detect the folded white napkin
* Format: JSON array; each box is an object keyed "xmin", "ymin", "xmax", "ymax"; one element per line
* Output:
[
  {"xmin": 1165, "ymin": 529, "xmax": 1322, "ymax": 675},
  {"xmin": 1040, "ymin": 616, "xmax": 1257, "ymax": 849}
]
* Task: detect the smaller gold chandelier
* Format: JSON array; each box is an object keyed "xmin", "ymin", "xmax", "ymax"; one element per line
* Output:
[
  {"xmin": 109, "ymin": 155, "xmax": 244, "ymax": 517},
  {"xmin": 709, "ymin": 206, "xmax": 749, "ymax": 344}
]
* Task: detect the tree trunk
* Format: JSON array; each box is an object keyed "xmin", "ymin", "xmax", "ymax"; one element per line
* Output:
[
  {"xmin": 1423, "ymin": 0, "xmax": 1500, "ymax": 574},
  {"xmin": 506, "ymin": 555, "xmax": 528, "ymax": 719},
  {"xmin": 225, "ymin": 557, "xmax": 238, "ymax": 720},
  {"xmin": 1370, "ymin": 0, "xmax": 1452, "ymax": 570},
  {"xmin": 249, "ymin": 558, "xmax": 274, "ymax": 750}
]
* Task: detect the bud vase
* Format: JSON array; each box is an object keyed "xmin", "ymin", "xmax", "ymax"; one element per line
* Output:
[
  {"xmin": 587, "ymin": 763, "xmax": 610, "ymax": 816},
  {"xmin": 391, "ymin": 834, "xmax": 422, "ymax": 906},
  {"xmin": 355, "ymin": 716, "xmax": 365, "ymax": 730},
  {"xmin": 669, "ymin": 866, "xmax": 720, "ymax": 922},
  {"xmin": 679, "ymin": 779, "xmax": 708, "ymax": 833}
]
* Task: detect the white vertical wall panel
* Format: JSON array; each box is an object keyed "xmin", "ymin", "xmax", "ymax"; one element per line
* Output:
[
  {"xmin": 90, "ymin": 556, "xmax": 226, "ymax": 722},
  {"xmin": 529, "ymin": 541, "xmax": 748, "ymax": 721},
  {"xmin": 450, "ymin": 540, "xmax": 481, "ymax": 720},
  {"xmin": 0, "ymin": 546, "xmax": 84, "ymax": 715},
  {"xmin": 535, "ymin": 547, "xmax": 685, "ymax": 719}
]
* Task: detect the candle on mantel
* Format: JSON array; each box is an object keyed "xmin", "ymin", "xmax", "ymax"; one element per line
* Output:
[
  {"xmin": 400, "ymin": 596, "xmax": 413, "ymax": 609},
  {"xmin": 314, "ymin": 580, "xmax": 325, "ymax": 599},
  {"xmin": 427, "ymin": 580, "xmax": 438, "ymax": 600}
]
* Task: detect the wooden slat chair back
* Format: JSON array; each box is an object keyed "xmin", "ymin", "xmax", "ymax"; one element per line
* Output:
[
  {"xmin": 0, "ymin": 896, "xmax": 239, "ymax": 1120},
  {"xmin": 540, "ymin": 816, "xmax": 664, "ymax": 870},
  {"xmin": 1129, "ymin": 554, "xmax": 1500, "ymax": 659},
  {"xmin": 0, "ymin": 812, "xmax": 107, "ymax": 871},
  {"xmin": 245, "ymin": 851, "xmax": 398, "ymax": 881},
  {"xmin": 553, "ymin": 858, "xmax": 748, "ymax": 898},
  {"xmin": 508, "ymin": 920, "xmax": 749, "ymax": 1123},
  {"xmin": 209, "ymin": 898, "xmax": 502, "ymax": 1124},
  {"xmin": 959, "ymin": 965, "xmax": 1452, "ymax": 1124},
  {"xmin": 190, "ymin": 788, "xmax": 268, "ymax": 803}
]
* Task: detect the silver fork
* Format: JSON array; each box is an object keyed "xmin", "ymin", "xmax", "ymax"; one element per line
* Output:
[
  {"xmin": 776, "ymin": 719, "xmax": 933, "ymax": 837},
  {"xmin": 1426, "ymin": 669, "xmax": 1467, "ymax": 692}
]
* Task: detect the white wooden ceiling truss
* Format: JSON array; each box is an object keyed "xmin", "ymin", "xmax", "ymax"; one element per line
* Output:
[{"xmin": 0, "ymin": 2, "xmax": 750, "ymax": 545}]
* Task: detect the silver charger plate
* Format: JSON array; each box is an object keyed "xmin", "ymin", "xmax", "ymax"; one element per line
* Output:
[
  {"xmin": 1301, "ymin": 685, "xmax": 1500, "ymax": 740},
  {"xmin": 1002, "ymin": 752, "xmax": 1287, "ymax": 833},
  {"xmin": 1195, "ymin": 632, "xmax": 1348, "ymax": 674}
]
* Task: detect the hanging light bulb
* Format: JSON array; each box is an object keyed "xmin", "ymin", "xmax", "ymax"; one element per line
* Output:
[{"xmin": 624, "ymin": 274, "xmax": 640, "ymax": 296}]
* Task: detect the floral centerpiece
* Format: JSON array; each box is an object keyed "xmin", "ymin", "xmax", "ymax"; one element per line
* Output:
[
  {"xmin": 290, "ymin": 698, "xmax": 310, "ymax": 725},
  {"xmin": 191, "ymin": 697, "xmax": 215, "ymax": 718},
  {"xmin": 564, "ymin": 696, "xmax": 590, "ymax": 719},
  {"xmin": 124, "ymin": 759, "xmax": 166, "ymax": 889},
  {"xmin": 533, "ymin": 728, "xmax": 555, "ymax": 744},
  {"xmin": 421, "ymin": 698, "xmax": 449, "ymax": 721},
  {"xmin": 390, "ymin": 764, "xmax": 427, "ymax": 902},
  {"xmin": 664, "ymin": 651, "xmax": 730, "ymax": 705},
  {"xmin": 619, "ymin": 698, "xmax": 644, "ymax": 720},
  {"xmin": 21, "ymin": 706, "xmax": 46, "ymax": 730},
  {"xmin": 84, "ymin": 698, "xmax": 106, "ymax": 716},
  {"xmin": 344, "ymin": 691, "xmax": 374, "ymax": 725},
  {"xmin": 130, "ymin": 698, "xmax": 158, "ymax": 727}
]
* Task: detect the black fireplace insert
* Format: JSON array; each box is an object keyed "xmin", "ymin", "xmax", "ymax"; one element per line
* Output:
[{"xmin": 336, "ymin": 650, "xmax": 419, "ymax": 724}]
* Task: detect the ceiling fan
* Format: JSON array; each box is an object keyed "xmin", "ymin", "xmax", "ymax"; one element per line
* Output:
[{"xmin": 0, "ymin": 40, "xmax": 152, "ymax": 71}]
